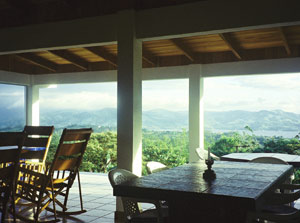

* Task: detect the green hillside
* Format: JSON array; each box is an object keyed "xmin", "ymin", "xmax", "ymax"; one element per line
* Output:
[{"xmin": 2, "ymin": 107, "xmax": 300, "ymax": 132}]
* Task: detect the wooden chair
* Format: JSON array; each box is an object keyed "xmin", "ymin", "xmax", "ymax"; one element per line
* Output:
[
  {"xmin": 145, "ymin": 162, "xmax": 169, "ymax": 208},
  {"xmin": 146, "ymin": 161, "xmax": 168, "ymax": 174},
  {"xmin": 246, "ymin": 156, "xmax": 300, "ymax": 222},
  {"xmin": 108, "ymin": 168, "xmax": 168, "ymax": 223},
  {"xmin": 14, "ymin": 128, "xmax": 93, "ymax": 222},
  {"xmin": 250, "ymin": 156, "xmax": 294, "ymax": 183},
  {"xmin": 246, "ymin": 192, "xmax": 300, "ymax": 223},
  {"xmin": 0, "ymin": 132, "xmax": 26, "ymax": 223},
  {"xmin": 20, "ymin": 126, "xmax": 54, "ymax": 172}
]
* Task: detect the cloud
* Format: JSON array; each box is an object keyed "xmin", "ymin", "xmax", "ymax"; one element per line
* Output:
[
  {"xmin": 40, "ymin": 80, "xmax": 189, "ymax": 111},
  {"xmin": 232, "ymin": 73, "xmax": 300, "ymax": 90},
  {"xmin": 2, "ymin": 73, "xmax": 300, "ymax": 114},
  {"xmin": 143, "ymin": 79, "xmax": 188, "ymax": 111},
  {"xmin": 0, "ymin": 87, "xmax": 24, "ymax": 108},
  {"xmin": 204, "ymin": 74, "xmax": 300, "ymax": 114},
  {"xmin": 7, "ymin": 99, "xmax": 24, "ymax": 109},
  {"xmin": 0, "ymin": 92, "xmax": 24, "ymax": 97},
  {"xmin": 40, "ymin": 91, "xmax": 117, "ymax": 110},
  {"xmin": 143, "ymin": 95, "xmax": 188, "ymax": 111}
]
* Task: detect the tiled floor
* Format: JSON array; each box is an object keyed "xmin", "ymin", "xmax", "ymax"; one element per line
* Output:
[{"xmin": 5, "ymin": 172, "xmax": 122, "ymax": 223}]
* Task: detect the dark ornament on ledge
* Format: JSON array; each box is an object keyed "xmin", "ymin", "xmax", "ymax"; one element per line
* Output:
[{"xmin": 203, "ymin": 159, "xmax": 216, "ymax": 180}]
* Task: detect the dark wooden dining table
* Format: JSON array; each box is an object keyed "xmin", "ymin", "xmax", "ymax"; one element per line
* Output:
[
  {"xmin": 113, "ymin": 161, "xmax": 293, "ymax": 223},
  {"xmin": 221, "ymin": 153, "xmax": 300, "ymax": 167}
]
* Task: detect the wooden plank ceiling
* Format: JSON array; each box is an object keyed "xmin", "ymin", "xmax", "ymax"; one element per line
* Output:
[{"xmin": 1, "ymin": 25, "xmax": 300, "ymax": 75}]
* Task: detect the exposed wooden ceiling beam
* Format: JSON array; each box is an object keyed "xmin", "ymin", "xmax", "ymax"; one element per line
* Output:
[
  {"xmin": 170, "ymin": 38, "xmax": 195, "ymax": 62},
  {"xmin": 277, "ymin": 27, "xmax": 291, "ymax": 56},
  {"xmin": 50, "ymin": 50, "xmax": 89, "ymax": 71},
  {"xmin": 85, "ymin": 46, "xmax": 117, "ymax": 67},
  {"xmin": 143, "ymin": 56, "xmax": 155, "ymax": 66},
  {"xmin": 219, "ymin": 33, "xmax": 242, "ymax": 60},
  {"xmin": 16, "ymin": 53, "xmax": 57, "ymax": 72},
  {"xmin": 142, "ymin": 49, "xmax": 156, "ymax": 66}
]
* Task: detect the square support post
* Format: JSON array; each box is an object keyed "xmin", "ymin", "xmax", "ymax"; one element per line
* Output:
[
  {"xmin": 115, "ymin": 10, "xmax": 143, "ymax": 220},
  {"xmin": 25, "ymin": 85, "xmax": 40, "ymax": 126},
  {"xmin": 189, "ymin": 65, "xmax": 204, "ymax": 163},
  {"xmin": 117, "ymin": 10, "xmax": 143, "ymax": 176}
]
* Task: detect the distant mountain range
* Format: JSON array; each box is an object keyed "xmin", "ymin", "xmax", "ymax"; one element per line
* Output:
[{"xmin": 1, "ymin": 108, "xmax": 300, "ymax": 132}]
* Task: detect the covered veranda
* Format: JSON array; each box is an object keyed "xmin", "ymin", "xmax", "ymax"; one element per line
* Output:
[{"xmin": 1, "ymin": 0, "xmax": 300, "ymax": 221}]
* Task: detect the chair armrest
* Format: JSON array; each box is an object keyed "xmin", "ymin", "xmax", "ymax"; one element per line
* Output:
[
  {"xmin": 278, "ymin": 183, "xmax": 300, "ymax": 190},
  {"xmin": 247, "ymin": 210, "xmax": 300, "ymax": 223},
  {"xmin": 266, "ymin": 190, "xmax": 300, "ymax": 205},
  {"xmin": 20, "ymin": 161, "xmax": 45, "ymax": 173},
  {"xmin": 17, "ymin": 165, "xmax": 49, "ymax": 184}
]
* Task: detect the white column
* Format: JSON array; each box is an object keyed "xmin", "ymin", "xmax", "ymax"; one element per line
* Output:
[
  {"xmin": 189, "ymin": 65, "xmax": 204, "ymax": 163},
  {"xmin": 116, "ymin": 10, "xmax": 143, "ymax": 219},
  {"xmin": 117, "ymin": 10, "xmax": 143, "ymax": 175},
  {"xmin": 25, "ymin": 85, "xmax": 40, "ymax": 126}
]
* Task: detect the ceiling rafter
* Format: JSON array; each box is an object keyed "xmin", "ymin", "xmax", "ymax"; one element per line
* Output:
[
  {"xmin": 277, "ymin": 27, "xmax": 291, "ymax": 56},
  {"xmin": 170, "ymin": 38, "xmax": 195, "ymax": 62},
  {"xmin": 219, "ymin": 33, "xmax": 242, "ymax": 60},
  {"xmin": 143, "ymin": 55, "xmax": 155, "ymax": 66},
  {"xmin": 15, "ymin": 53, "xmax": 57, "ymax": 72},
  {"xmin": 50, "ymin": 50, "xmax": 89, "ymax": 71},
  {"xmin": 85, "ymin": 46, "xmax": 117, "ymax": 67},
  {"xmin": 142, "ymin": 49, "xmax": 156, "ymax": 66}
]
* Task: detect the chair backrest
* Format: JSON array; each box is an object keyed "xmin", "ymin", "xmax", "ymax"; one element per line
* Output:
[
  {"xmin": 250, "ymin": 157, "xmax": 288, "ymax": 165},
  {"xmin": 108, "ymin": 168, "xmax": 138, "ymax": 186},
  {"xmin": 146, "ymin": 161, "xmax": 168, "ymax": 174},
  {"xmin": 50, "ymin": 128, "xmax": 93, "ymax": 173},
  {"xmin": 0, "ymin": 132, "xmax": 27, "ymax": 164},
  {"xmin": 196, "ymin": 148, "xmax": 220, "ymax": 161},
  {"xmin": 21, "ymin": 125, "xmax": 54, "ymax": 161},
  {"xmin": 108, "ymin": 169, "xmax": 141, "ymax": 219},
  {"xmin": 0, "ymin": 131, "xmax": 27, "ymax": 221}
]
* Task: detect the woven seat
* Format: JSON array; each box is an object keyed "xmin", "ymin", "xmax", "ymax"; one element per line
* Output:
[{"xmin": 108, "ymin": 168, "xmax": 168, "ymax": 223}]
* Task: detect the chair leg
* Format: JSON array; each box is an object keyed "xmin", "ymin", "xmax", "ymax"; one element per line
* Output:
[
  {"xmin": 77, "ymin": 171, "xmax": 84, "ymax": 211},
  {"xmin": 63, "ymin": 186, "xmax": 70, "ymax": 211},
  {"xmin": 1, "ymin": 206, "xmax": 6, "ymax": 223},
  {"xmin": 50, "ymin": 180, "xmax": 58, "ymax": 221},
  {"xmin": 2, "ymin": 191, "xmax": 9, "ymax": 223},
  {"xmin": 11, "ymin": 192, "xmax": 17, "ymax": 223}
]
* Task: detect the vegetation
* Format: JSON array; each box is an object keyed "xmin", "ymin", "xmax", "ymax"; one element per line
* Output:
[
  {"xmin": 47, "ymin": 129, "xmax": 189, "ymax": 175},
  {"xmin": 47, "ymin": 127, "xmax": 300, "ymax": 181},
  {"xmin": 142, "ymin": 129, "xmax": 188, "ymax": 175}
]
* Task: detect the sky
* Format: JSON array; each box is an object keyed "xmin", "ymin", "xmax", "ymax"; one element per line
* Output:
[
  {"xmin": 205, "ymin": 73, "xmax": 300, "ymax": 113},
  {"xmin": 0, "ymin": 84, "xmax": 24, "ymax": 110},
  {"xmin": 2, "ymin": 72, "xmax": 300, "ymax": 113}
]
